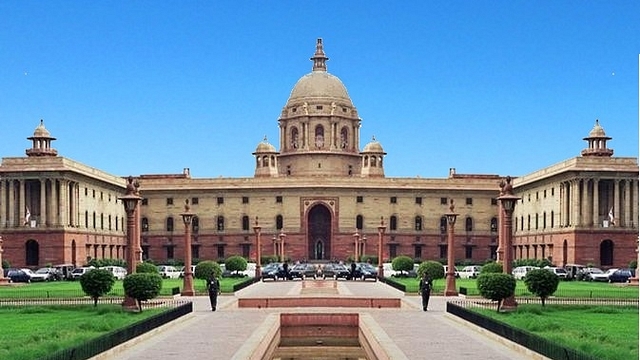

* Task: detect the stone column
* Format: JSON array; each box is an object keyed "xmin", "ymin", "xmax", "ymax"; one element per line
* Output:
[
  {"xmin": 570, "ymin": 179, "xmax": 579, "ymax": 227},
  {"xmin": 633, "ymin": 179, "xmax": 639, "ymax": 228},
  {"xmin": 624, "ymin": 179, "xmax": 632, "ymax": 228},
  {"xmin": 592, "ymin": 178, "xmax": 599, "ymax": 227},
  {"xmin": 60, "ymin": 179, "xmax": 69, "ymax": 227},
  {"xmin": 0, "ymin": 180, "xmax": 5, "ymax": 227},
  {"xmin": 51, "ymin": 179, "xmax": 58, "ymax": 226},
  {"xmin": 613, "ymin": 179, "xmax": 620, "ymax": 227},
  {"xmin": 8, "ymin": 180, "xmax": 16, "ymax": 227},
  {"xmin": 19, "ymin": 180, "xmax": 26, "ymax": 226}
]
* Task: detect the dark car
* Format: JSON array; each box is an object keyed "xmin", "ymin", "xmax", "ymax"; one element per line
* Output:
[
  {"xmin": 355, "ymin": 263, "xmax": 378, "ymax": 281},
  {"xmin": 289, "ymin": 264, "xmax": 315, "ymax": 280},
  {"xmin": 321, "ymin": 263, "xmax": 350, "ymax": 280},
  {"xmin": 7, "ymin": 269, "xmax": 32, "ymax": 283},
  {"xmin": 261, "ymin": 263, "xmax": 286, "ymax": 281},
  {"xmin": 608, "ymin": 269, "xmax": 634, "ymax": 283}
]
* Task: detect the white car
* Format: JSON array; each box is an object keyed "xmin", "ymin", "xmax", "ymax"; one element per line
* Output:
[
  {"xmin": 458, "ymin": 265, "xmax": 481, "ymax": 279},
  {"xmin": 590, "ymin": 268, "xmax": 617, "ymax": 282},
  {"xmin": 70, "ymin": 266, "xmax": 96, "ymax": 280},
  {"xmin": 443, "ymin": 265, "xmax": 460, "ymax": 278},
  {"xmin": 100, "ymin": 266, "xmax": 128, "ymax": 280},
  {"xmin": 544, "ymin": 266, "xmax": 568, "ymax": 279},
  {"xmin": 512, "ymin": 266, "xmax": 540, "ymax": 280},
  {"xmin": 157, "ymin": 265, "xmax": 181, "ymax": 279}
]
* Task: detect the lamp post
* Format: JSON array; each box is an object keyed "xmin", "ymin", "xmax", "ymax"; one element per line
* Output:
[
  {"xmin": 119, "ymin": 176, "xmax": 142, "ymax": 310},
  {"xmin": 272, "ymin": 235, "xmax": 278, "ymax": 261},
  {"xmin": 278, "ymin": 230, "xmax": 286, "ymax": 263},
  {"xmin": 180, "ymin": 199, "xmax": 195, "ymax": 296},
  {"xmin": 361, "ymin": 234, "xmax": 367, "ymax": 261},
  {"xmin": 498, "ymin": 176, "xmax": 520, "ymax": 310},
  {"xmin": 377, "ymin": 217, "xmax": 386, "ymax": 279},
  {"xmin": 253, "ymin": 217, "xmax": 262, "ymax": 278},
  {"xmin": 353, "ymin": 229, "xmax": 360, "ymax": 262},
  {"xmin": 444, "ymin": 199, "xmax": 459, "ymax": 296}
]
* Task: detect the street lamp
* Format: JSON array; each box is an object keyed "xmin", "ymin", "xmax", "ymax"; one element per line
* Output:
[
  {"xmin": 180, "ymin": 199, "xmax": 195, "ymax": 296},
  {"xmin": 253, "ymin": 217, "xmax": 262, "ymax": 278},
  {"xmin": 377, "ymin": 217, "xmax": 386, "ymax": 279},
  {"xmin": 278, "ymin": 230, "xmax": 286, "ymax": 263},
  {"xmin": 353, "ymin": 229, "xmax": 360, "ymax": 262},
  {"xmin": 444, "ymin": 199, "xmax": 459, "ymax": 296},
  {"xmin": 498, "ymin": 176, "xmax": 521, "ymax": 310},
  {"xmin": 119, "ymin": 176, "xmax": 142, "ymax": 310},
  {"xmin": 361, "ymin": 234, "xmax": 367, "ymax": 261}
]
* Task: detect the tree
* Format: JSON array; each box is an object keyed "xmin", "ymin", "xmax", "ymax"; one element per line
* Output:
[
  {"xmin": 481, "ymin": 261, "xmax": 503, "ymax": 274},
  {"xmin": 523, "ymin": 269, "xmax": 559, "ymax": 306},
  {"xmin": 476, "ymin": 273, "xmax": 516, "ymax": 312},
  {"xmin": 194, "ymin": 261, "xmax": 222, "ymax": 281},
  {"xmin": 123, "ymin": 273, "xmax": 163, "ymax": 312},
  {"xmin": 391, "ymin": 255, "xmax": 414, "ymax": 277},
  {"xmin": 417, "ymin": 260, "xmax": 445, "ymax": 280},
  {"xmin": 225, "ymin": 256, "xmax": 248, "ymax": 276},
  {"xmin": 79, "ymin": 268, "xmax": 115, "ymax": 307},
  {"xmin": 137, "ymin": 261, "xmax": 159, "ymax": 274}
]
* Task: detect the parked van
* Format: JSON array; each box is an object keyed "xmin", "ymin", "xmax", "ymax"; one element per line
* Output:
[
  {"xmin": 512, "ymin": 266, "xmax": 540, "ymax": 280},
  {"xmin": 100, "ymin": 266, "xmax": 127, "ymax": 280},
  {"xmin": 458, "ymin": 265, "xmax": 481, "ymax": 279}
]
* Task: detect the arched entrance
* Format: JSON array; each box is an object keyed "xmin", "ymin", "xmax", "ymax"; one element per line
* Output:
[
  {"xmin": 308, "ymin": 205, "xmax": 332, "ymax": 260},
  {"xmin": 25, "ymin": 239, "xmax": 39, "ymax": 266},
  {"xmin": 600, "ymin": 239, "xmax": 614, "ymax": 266}
]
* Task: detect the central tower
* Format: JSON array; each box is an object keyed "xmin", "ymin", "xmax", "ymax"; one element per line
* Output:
[{"xmin": 277, "ymin": 39, "xmax": 363, "ymax": 177}]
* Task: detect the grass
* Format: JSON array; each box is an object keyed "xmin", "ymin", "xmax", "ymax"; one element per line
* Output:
[
  {"xmin": 0, "ymin": 305, "xmax": 165, "ymax": 360},
  {"xmin": 390, "ymin": 277, "xmax": 640, "ymax": 299},
  {"xmin": 0, "ymin": 277, "xmax": 250, "ymax": 299},
  {"xmin": 470, "ymin": 305, "xmax": 639, "ymax": 360}
]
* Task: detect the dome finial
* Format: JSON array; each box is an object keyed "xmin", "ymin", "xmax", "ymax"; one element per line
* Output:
[{"xmin": 310, "ymin": 38, "xmax": 329, "ymax": 72}]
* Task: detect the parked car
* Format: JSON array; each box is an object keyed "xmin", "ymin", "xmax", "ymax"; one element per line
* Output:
[
  {"xmin": 322, "ymin": 263, "xmax": 350, "ymax": 280},
  {"xmin": 157, "ymin": 265, "xmax": 181, "ymax": 279},
  {"xmin": 261, "ymin": 263, "xmax": 286, "ymax": 281},
  {"xmin": 99, "ymin": 266, "xmax": 128, "ymax": 280},
  {"xmin": 178, "ymin": 265, "xmax": 196, "ymax": 278},
  {"xmin": 544, "ymin": 266, "xmax": 568, "ymax": 279},
  {"xmin": 70, "ymin": 266, "xmax": 96, "ymax": 280},
  {"xmin": 7, "ymin": 268, "xmax": 32, "ymax": 283},
  {"xmin": 289, "ymin": 263, "xmax": 316, "ymax": 279},
  {"xmin": 458, "ymin": 265, "xmax": 481, "ymax": 279},
  {"xmin": 564, "ymin": 264, "xmax": 586, "ymax": 280},
  {"xmin": 512, "ymin": 266, "xmax": 540, "ymax": 280},
  {"xmin": 33, "ymin": 267, "xmax": 61, "ymax": 281},
  {"xmin": 608, "ymin": 269, "xmax": 634, "ymax": 283},
  {"xmin": 590, "ymin": 268, "xmax": 618, "ymax": 282},
  {"xmin": 444, "ymin": 265, "xmax": 460, "ymax": 278},
  {"xmin": 355, "ymin": 263, "xmax": 378, "ymax": 281},
  {"xmin": 579, "ymin": 267, "xmax": 605, "ymax": 281},
  {"xmin": 53, "ymin": 264, "xmax": 76, "ymax": 280}
]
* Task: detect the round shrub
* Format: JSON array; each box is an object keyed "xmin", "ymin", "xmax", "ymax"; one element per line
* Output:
[
  {"xmin": 123, "ymin": 273, "xmax": 163, "ymax": 312},
  {"xmin": 481, "ymin": 261, "xmax": 503, "ymax": 274},
  {"xmin": 477, "ymin": 273, "xmax": 516, "ymax": 312},
  {"xmin": 80, "ymin": 268, "xmax": 115, "ymax": 307},
  {"xmin": 524, "ymin": 268, "xmax": 559, "ymax": 306},
  {"xmin": 136, "ymin": 261, "xmax": 159, "ymax": 274},
  {"xmin": 417, "ymin": 260, "xmax": 445, "ymax": 280},
  {"xmin": 194, "ymin": 260, "xmax": 222, "ymax": 280},
  {"xmin": 225, "ymin": 256, "xmax": 248, "ymax": 276},
  {"xmin": 391, "ymin": 255, "xmax": 414, "ymax": 276}
]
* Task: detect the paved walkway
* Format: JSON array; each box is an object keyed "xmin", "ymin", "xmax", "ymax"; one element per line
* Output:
[{"xmin": 93, "ymin": 280, "xmax": 548, "ymax": 360}]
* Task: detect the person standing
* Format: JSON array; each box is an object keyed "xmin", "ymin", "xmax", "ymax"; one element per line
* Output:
[
  {"xmin": 207, "ymin": 274, "xmax": 221, "ymax": 311},
  {"xmin": 419, "ymin": 272, "xmax": 433, "ymax": 311}
]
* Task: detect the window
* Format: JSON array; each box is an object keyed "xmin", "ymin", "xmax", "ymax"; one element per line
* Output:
[
  {"xmin": 356, "ymin": 215, "xmax": 363, "ymax": 230},
  {"xmin": 192, "ymin": 217, "xmax": 199, "ymax": 233},
  {"xmin": 491, "ymin": 198, "xmax": 497, "ymax": 205},
  {"xmin": 543, "ymin": 212, "xmax": 547, "ymax": 229},
  {"xmin": 166, "ymin": 246, "xmax": 174, "ymax": 260},
  {"xmin": 490, "ymin": 217, "xmax": 498, "ymax": 232},
  {"xmin": 217, "ymin": 197, "xmax": 224, "ymax": 205},
  {"xmin": 242, "ymin": 197, "xmax": 249, "ymax": 204},
  {"xmin": 440, "ymin": 197, "xmax": 448, "ymax": 205},
  {"xmin": 92, "ymin": 212, "xmax": 96, "ymax": 229},
  {"xmin": 85, "ymin": 187, "xmax": 88, "ymax": 196},
  {"xmin": 276, "ymin": 215, "xmax": 283, "ymax": 230},
  {"xmin": 551, "ymin": 187, "xmax": 555, "ymax": 196},
  {"xmin": 92, "ymin": 190, "xmax": 96, "ymax": 198},
  {"xmin": 414, "ymin": 245, "xmax": 422, "ymax": 260},
  {"xmin": 415, "ymin": 197, "xmax": 422, "ymax": 205},
  {"xmin": 543, "ymin": 190, "xmax": 547, "ymax": 198},
  {"xmin": 550, "ymin": 211, "xmax": 555, "ymax": 228},
  {"xmin": 242, "ymin": 243, "xmax": 250, "ymax": 258},
  {"xmin": 276, "ymin": 196, "xmax": 283, "ymax": 203},
  {"xmin": 141, "ymin": 198, "xmax": 148, "ymax": 206},
  {"xmin": 216, "ymin": 244, "xmax": 225, "ymax": 260},
  {"xmin": 389, "ymin": 243, "xmax": 398, "ymax": 258},
  {"xmin": 356, "ymin": 196, "xmax": 363, "ymax": 203},
  {"xmin": 414, "ymin": 216, "xmax": 422, "ymax": 231},
  {"xmin": 167, "ymin": 198, "xmax": 173, "ymax": 206},
  {"xmin": 465, "ymin": 217, "xmax": 473, "ymax": 232},
  {"xmin": 192, "ymin": 244, "xmax": 199, "ymax": 259},
  {"xmin": 217, "ymin": 216, "xmax": 225, "ymax": 231},
  {"xmin": 142, "ymin": 218, "xmax": 149, "ymax": 232},
  {"xmin": 242, "ymin": 216, "xmax": 250, "ymax": 231},
  {"xmin": 390, "ymin": 197, "xmax": 397, "ymax": 204},
  {"xmin": 100, "ymin": 214, "xmax": 104, "ymax": 229},
  {"xmin": 439, "ymin": 245, "xmax": 447, "ymax": 259},
  {"xmin": 440, "ymin": 217, "xmax": 447, "ymax": 233},
  {"xmin": 466, "ymin": 198, "xmax": 473, "ymax": 205},
  {"xmin": 191, "ymin": 197, "xmax": 199, "ymax": 205},
  {"xmin": 465, "ymin": 246, "xmax": 473, "ymax": 259},
  {"xmin": 527, "ymin": 215, "xmax": 531, "ymax": 230},
  {"xmin": 389, "ymin": 216, "xmax": 398, "ymax": 231},
  {"xmin": 535, "ymin": 213, "xmax": 539, "ymax": 229},
  {"xmin": 167, "ymin": 217, "xmax": 174, "ymax": 232}
]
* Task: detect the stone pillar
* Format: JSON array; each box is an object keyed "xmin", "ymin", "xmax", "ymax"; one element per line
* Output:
[
  {"xmin": 51, "ymin": 179, "xmax": 58, "ymax": 226},
  {"xmin": 0, "ymin": 180, "xmax": 5, "ymax": 227},
  {"xmin": 19, "ymin": 180, "xmax": 26, "ymax": 226},
  {"xmin": 592, "ymin": 178, "xmax": 599, "ymax": 227},
  {"xmin": 8, "ymin": 180, "xmax": 16, "ymax": 227},
  {"xmin": 39, "ymin": 179, "xmax": 47, "ymax": 227},
  {"xmin": 60, "ymin": 180, "xmax": 69, "ymax": 226},
  {"xmin": 624, "ymin": 179, "xmax": 632, "ymax": 228},
  {"xmin": 570, "ymin": 179, "xmax": 579, "ymax": 227},
  {"xmin": 613, "ymin": 179, "xmax": 620, "ymax": 227}
]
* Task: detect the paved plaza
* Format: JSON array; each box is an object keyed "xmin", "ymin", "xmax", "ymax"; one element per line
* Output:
[{"xmin": 93, "ymin": 280, "xmax": 548, "ymax": 360}]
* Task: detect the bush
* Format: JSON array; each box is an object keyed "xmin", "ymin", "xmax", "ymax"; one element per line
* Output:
[
  {"xmin": 514, "ymin": 258, "xmax": 552, "ymax": 268},
  {"xmin": 524, "ymin": 269, "xmax": 559, "ymax": 306},
  {"xmin": 481, "ymin": 261, "xmax": 503, "ymax": 274},
  {"xmin": 137, "ymin": 262, "xmax": 159, "ymax": 274},
  {"xmin": 79, "ymin": 268, "xmax": 115, "ymax": 307},
  {"xmin": 225, "ymin": 256, "xmax": 248, "ymax": 275},
  {"xmin": 476, "ymin": 273, "xmax": 516, "ymax": 312},
  {"xmin": 417, "ymin": 261, "xmax": 445, "ymax": 280},
  {"xmin": 123, "ymin": 273, "xmax": 163, "ymax": 312},
  {"xmin": 194, "ymin": 261, "xmax": 222, "ymax": 281},
  {"xmin": 391, "ymin": 256, "xmax": 414, "ymax": 275},
  {"xmin": 629, "ymin": 260, "xmax": 637, "ymax": 270}
]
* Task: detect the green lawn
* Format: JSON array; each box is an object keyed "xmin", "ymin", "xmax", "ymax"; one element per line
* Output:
[
  {"xmin": 470, "ymin": 305, "xmax": 639, "ymax": 360},
  {"xmin": 0, "ymin": 305, "xmax": 164, "ymax": 360}
]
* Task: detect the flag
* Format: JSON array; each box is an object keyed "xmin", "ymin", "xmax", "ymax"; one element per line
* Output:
[
  {"xmin": 608, "ymin": 207, "xmax": 614, "ymax": 225},
  {"xmin": 24, "ymin": 207, "xmax": 31, "ymax": 225}
]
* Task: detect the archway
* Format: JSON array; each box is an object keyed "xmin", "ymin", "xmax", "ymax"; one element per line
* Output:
[
  {"xmin": 25, "ymin": 239, "xmax": 39, "ymax": 266},
  {"xmin": 599, "ymin": 239, "xmax": 614, "ymax": 266},
  {"xmin": 307, "ymin": 205, "xmax": 332, "ymax": 260}
]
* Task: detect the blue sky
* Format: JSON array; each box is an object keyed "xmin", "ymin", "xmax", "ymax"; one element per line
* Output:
[{"xmin": 1, "ymin": 2, "xmax": 638, "ymax": 178}]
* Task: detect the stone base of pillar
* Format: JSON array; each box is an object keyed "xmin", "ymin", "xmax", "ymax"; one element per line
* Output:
[
  {"xmin": 444, "ymin": 289, "xmax": 459, "ymax": 297},
  {"xmin": 122, "ymin": 296, "xmax": 139, "ymax": 312},
  {"xmin": 0, "ymin": 277, "xmax": 9, "ymax": 286},
  {"xmin": 629, "ymin": 277, "xmax": 639, "ymax": 286},
  {"xmin": 500, "ymin": 295, "xmax": 518, "ymax": 312}
]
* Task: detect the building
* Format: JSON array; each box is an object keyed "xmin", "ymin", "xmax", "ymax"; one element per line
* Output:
[{"xmin": 1, "ymin": 39, "xmax": 637, "ymax": 270}]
